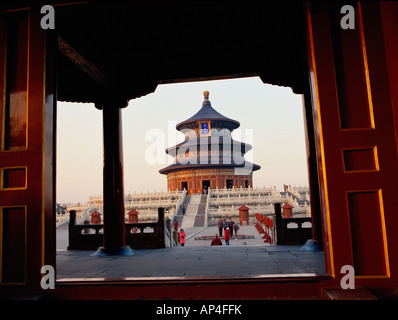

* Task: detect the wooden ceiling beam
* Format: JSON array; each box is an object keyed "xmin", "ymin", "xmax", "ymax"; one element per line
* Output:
[{"xmin": 57, "ymin": 36, "xmax": 109, "ymax": 85}]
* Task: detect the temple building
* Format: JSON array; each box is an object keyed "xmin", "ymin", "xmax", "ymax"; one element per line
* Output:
[{"xmin": 159, "ymin": 91, "xmax": 261, "ymax": 194}]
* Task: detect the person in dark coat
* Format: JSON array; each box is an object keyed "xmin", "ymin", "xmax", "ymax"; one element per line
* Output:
[
  {"xmin": 217, "ymin": 218, "xmax": 223, "ymax": 236},
  {"xmin": 233, "ymin": 222, "xmax": 240, "ymax": 239},
  {"xmin": 223, "ymin": 219, "xmax": 228, "ymax": 230},
  {"xmin": 228, "ymin": 218, "xmax": 233, "ymax": 236}
]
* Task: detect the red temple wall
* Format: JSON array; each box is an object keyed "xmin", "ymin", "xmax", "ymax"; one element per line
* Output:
[{"xmin": 166, "ymin": 168, "xmax": 253, "ymax": 194}]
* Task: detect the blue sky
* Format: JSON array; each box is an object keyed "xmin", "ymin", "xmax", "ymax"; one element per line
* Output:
[{"xmin": 56, "ymin": 76, "xmax": 309, "ymax": 203}]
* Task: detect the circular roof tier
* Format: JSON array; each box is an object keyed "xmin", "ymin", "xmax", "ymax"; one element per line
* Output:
[
  {"xmin": 176, "ymin": 91, "xmax": 240, "ymax": 131},
  {"xmin": 165, "ymin": 136, "xmax": 253, "ymax": 155}
]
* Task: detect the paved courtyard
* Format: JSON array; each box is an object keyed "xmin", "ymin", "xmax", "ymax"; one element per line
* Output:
[{"xmin": 56, "ymin": 225, "xmax": 325, "ymax": 280}]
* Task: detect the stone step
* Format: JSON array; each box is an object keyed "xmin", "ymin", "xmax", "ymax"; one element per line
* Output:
[
  {"xmin": 180, "ymin": 194, "xmax": 208, "ymax": 228},
  {"xmin": 194, "ymin": 234, "xmax": 254, "ymax": 240}
]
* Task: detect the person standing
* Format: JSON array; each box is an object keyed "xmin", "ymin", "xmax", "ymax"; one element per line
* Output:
[
  {"xmin": 179, "ymin": 228, "xmax": 186, "ymax": 247},
  {"xmin": 182, "ymin": 206, "xmax": 186, "ymax": 216},
  {"xmin": 217, "ymin": 218, "xmax": 223, "ymax": 236},
  {"xmin": 223, "ymin": 219, "xmax": 228, "ymax": 230},
  {"xmin": 224, "ymin": 227, "xmax": 230, "ymax": 245},
  {"xmin": 228, "ymin": 218, "xmax": 233, "ymax": 237},
  {"xmin": 233, "ymin": 222, "xmax": 240, "ymax": 239}
]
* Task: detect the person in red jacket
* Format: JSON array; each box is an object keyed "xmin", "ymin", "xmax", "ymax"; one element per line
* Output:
[
  {"xmin": 178, "ymin": 228, "xmax": 186, "ymax": 246},
  {"xmin": 224, "ymin": 227, "xmax": 230, "ymax": 245}
]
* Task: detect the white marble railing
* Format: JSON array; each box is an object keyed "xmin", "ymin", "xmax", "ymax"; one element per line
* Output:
[
  {"xmin": 125, "ymin": 199, "xmax": 176, "ymax": 209},
  {"xmin": 126, "ymin": 190, "xmax": 184, "ymax": 201},
  {"xmin": 286, "ymin": 186, "xmax": 302, "ymax": 200},
  {"xmin": 210, "ymin": 186, "xmax": 275, "ymax": 196},
  {"xmin": 206, "ymin": 186, "xmax": 311, "ymax": 218},
  {"xmin": 59, "ymin": 187, "xmax": 310, "ymax": 229}
]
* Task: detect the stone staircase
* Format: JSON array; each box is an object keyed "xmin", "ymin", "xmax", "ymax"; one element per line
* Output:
[
  {"xmin": 180, "ymin": 194, "xmax": 207, "ymax": 228},
  {"xmin": 194, "ymin": 195, "xmax": 207, "ymax": 227},
  {"xmin": 173, "ymin": 196, "xmax": 189, "ymax": 228}
]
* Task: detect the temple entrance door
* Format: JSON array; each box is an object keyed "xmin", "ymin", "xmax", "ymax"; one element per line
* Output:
[
  {"xmin": 0, "ymin": 10, "xmax": 56, "ymax": 291},
  {"xmin": 226, "ymin": 180, "xmax": 233, "ymax": 189},
  {"xmin": 202, "ymin": 180, "xmax": 210, "ymax": 193},
  {"xmin": 181, "ymin": 182, "xmax": 188, "ymax": 194},
  {"xmin": 307, "ymin": 2, "xmax": 398, "ymax": 288}
]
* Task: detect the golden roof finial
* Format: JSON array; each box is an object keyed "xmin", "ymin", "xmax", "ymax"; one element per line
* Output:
[{"xmin": 203, "ymin": 91, "xmax": 210, "ymax": 100}]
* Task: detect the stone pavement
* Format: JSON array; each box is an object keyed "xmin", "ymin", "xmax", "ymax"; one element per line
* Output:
[
  {"xmin": 184, "ymin": 224, "xmax": 266, "ymax": 246},
  {"xmin": 56, "ymin": 225, "xmax": 325, "ymax": 280}
]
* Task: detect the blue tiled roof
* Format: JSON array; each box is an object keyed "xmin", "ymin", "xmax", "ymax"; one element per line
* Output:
[{"xmin": 176, "ymin": 93, "xmax": 240, "ymax": 130}]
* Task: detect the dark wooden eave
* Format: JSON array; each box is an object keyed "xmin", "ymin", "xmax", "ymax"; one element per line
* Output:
[
  {"xmin": 5, "ymin": 1, "xmax": 308, "ymax": 104},
  {"xmin": 165, "ymin": 136, "xmax": 253, "ymax": 155},
  {"xmin": 159, "ymin": 161, "xmax": 261, "ymax": 175}
]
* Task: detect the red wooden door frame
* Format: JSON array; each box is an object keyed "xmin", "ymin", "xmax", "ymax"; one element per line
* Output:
[
  {"xmin": 1, "ymin": 1, "xmax": 398, "ymax": 299},
  {"xmin": 0, "ymin": 8, "xmax": 56, "ymax": 292},
  {"xmin": 307, "ymin": 1, "xmax": 398, "ymax": 294}
]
